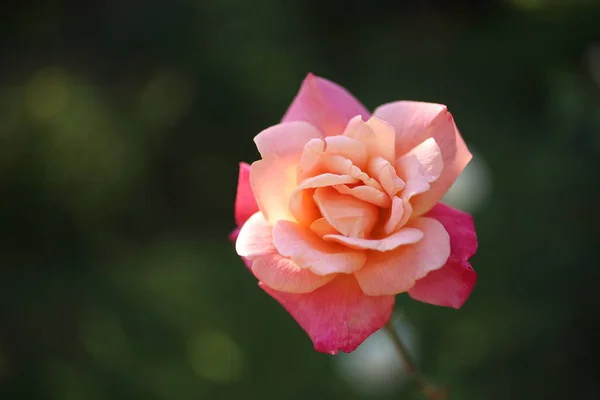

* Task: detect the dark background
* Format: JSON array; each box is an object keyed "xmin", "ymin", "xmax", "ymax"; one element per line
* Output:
[{"xmin": 1, "ymin": 0, "xmax": 600, "ymax": 399}]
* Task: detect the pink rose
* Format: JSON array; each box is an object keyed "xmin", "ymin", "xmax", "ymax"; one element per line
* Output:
[{"xmin": 231, "ymin": 74, "xmax": 477, "ymax": 354}]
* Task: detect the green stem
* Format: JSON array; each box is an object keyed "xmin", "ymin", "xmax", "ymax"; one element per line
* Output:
[{"xmin": 384, "ymin": 321, "xmax": 449, "ymax": 400}]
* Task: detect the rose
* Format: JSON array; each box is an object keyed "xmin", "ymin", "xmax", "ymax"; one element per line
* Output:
[{"xmin": 231, "ymin": 74, "xmax": 477, "ymax": 354}]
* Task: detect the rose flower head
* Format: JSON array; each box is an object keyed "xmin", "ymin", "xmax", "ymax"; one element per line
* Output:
[{"xmin": 231, "ymin": 74, "xmax": 477, "ymax": 354}]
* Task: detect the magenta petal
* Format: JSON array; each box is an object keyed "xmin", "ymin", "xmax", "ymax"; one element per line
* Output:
[
  {"xmin": 235, "ymin": 162, "xmax": 259, "ymax": 227},
  {"xmin": 408, "ymin": 202, "xmax": 478, "ymax": 308},
  {"xmin": 282, "ymin": 73, "xmax": 371, "ymax": 137},
  {"xmin": 260, "ymin": 275, "xmax": 395, "ymax": 354}
]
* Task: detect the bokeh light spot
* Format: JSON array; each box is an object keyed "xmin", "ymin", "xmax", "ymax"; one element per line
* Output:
[
  {"xmin": 26, "ymin": 67, "xmax": 69, "ymax": 119},
  {"xmin": 187, "ymin": 330, "xmax": 244, "ymax": 383},
  {"xmin": 443, "ymin": 148, "xmax": 492, "ymax": 213}
]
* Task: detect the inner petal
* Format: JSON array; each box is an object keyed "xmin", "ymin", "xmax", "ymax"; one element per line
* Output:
[
  {"xmin": 310, "ymin": 217, "xmax": 339, "ymax": 237},
  {"xmin": 367, "ymin": 156, "xmax": 405, "ymax": 196},
  {"xmin": 404, "ymin": 137, "xmax": 443, "ymax": 183},
  {"xmin": 323, "ymin": 227, "xmax": 424, "ymax": 252},
  {"xmin": 333, "ymin": 184, "xmax": 391, "ymax": 208},
  {"xmin": 313, "ymin": 187, "xmax": 379, "ymax": 239},
  {"xmin": 384, "ymin": 197, "xmax": 405, "ymax": 234},
  {"xmin": 272, "ymin": 220, "xmax": 367, "ymax": 275},
  {"xmin": 321, "ymin": 154, "xmax": 384, "ymax": 192},
  {"xmin": 396, "ymin": 155, "xmax": 431, "ymax": 201},
  {"xmin": 324, "ymin": 135, "xmax": 369, "ymax": 170},
  {"xmin": 343, "ymin": 116, "xmax": 395, "ymax": 164}
]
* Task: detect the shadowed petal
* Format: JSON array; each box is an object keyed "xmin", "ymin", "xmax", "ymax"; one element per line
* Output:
[
  {"xmin": 323, "ymin": 227, "xmax": 423, "ymax": 252},
  {"xmin": 259, "ymin": 275, "xmax": 395, "ymax": 354},
  {"xmin": 282, "ymin": 73, "xmax": 370, "ymax": 137},
  {"xmin": 408, "ymin": 202, "xmax": 477, "ymax": 308}
]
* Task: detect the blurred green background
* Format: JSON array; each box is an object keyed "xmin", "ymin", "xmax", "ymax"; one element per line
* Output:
[{"xmin": 1, "ymin": 0, "xmax": 600, "ymax": 399}]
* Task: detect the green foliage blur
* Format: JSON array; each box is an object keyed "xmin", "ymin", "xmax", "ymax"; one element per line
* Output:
[{"xmin": 1, "ymin": 0, "xmax": 600, "ymax": 399}]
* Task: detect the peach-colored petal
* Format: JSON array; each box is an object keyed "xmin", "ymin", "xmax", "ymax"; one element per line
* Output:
[
  {"xmin": 272, "ymin": 220, "xmax": 367, "ymax": 275},
  {"xmin": 289, "ymin": 173, "xmax": 360, "ymax": 226},
  {"xmin": 408, "ymin": 202, "xmax": 477, "ymax": 308},
  {"xmin": 234, "ymin": 162, "xmax": 259, "ymax": 227},
  {"xmin": 259, "ymin": 275, "xmax": 395, "ymax": 354},
  {"xmin": 313, "ymin": 187, "xmax": 379, "ymax": 239},
  {"xmin": 367, "ymin": 156, "xmax": 405, "ymax": 196},
  {"xmin": 324, "ymin": 135, "xmax": 368, "ymax": 170},
  {"xmin": 384, "ymin": 196, "xmax": 405, "ymax": 234},
  {"xmin": 297, "ymin": 138, "xmax": 326, "ymax": 181},
  {"xmin": 354, "ymin": 217, "xmax": 450, "ymax": 295},
  {"xmin": 323, "ymin": 227, "xmax": 423, "ymax": 252},
  {"xmin": 251, "ymin": 253, "xmax": 335, "ymax": 294},
  {"xmin": 405, "ymin": 138, "xmax": 443, "ymax": 183},
  {"xmin": 250, "ymin": 159, "xmax": 297, "ymax": 224},
  {"xmin": 395, "ymin": 155, "xmax": 430, "ymax": 200},
  {"xmin": 235, "ymin": 212, "xmax": 276, "ymax": 260},
  {"xmin": 333, "ymin": 184, "xmax": 391, "ymax": 208},
  {"xmin": 310, "ymin": 218, "xmax": 339, "ymax": 237},
  {"xmin": 410, "ymin": 131, "xmax": 472, "ymax": 216},
  {"xmin": 282, "ymin": 73, "xmax": 370, "ymax": 137},
  {"xmin": 373, "ymin": 101, "xmax": 456, "ymax": 161},
  {"xmin": 322, "ymin": 155, "xmax": 383, "ymax": 192},
  {"xmin": 254, "ymin": 121, "xmax": 323, "ymax": 160},
  {"xmin": 343, "ymin": 116, "xmax": 395, "ymax": 164}
]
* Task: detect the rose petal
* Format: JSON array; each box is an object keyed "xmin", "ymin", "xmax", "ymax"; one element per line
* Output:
[
  {"xmin": 323, "ymin": 227, "xmax": 423, "ymax": 252},
  {"xmin": 282, "ymin": 73, "xmax": 370, "ymax": 137},
  {"xmin": 313, "ymin": 187, "xmax": 379, "ymax": 239},
  {"xmin": 367, "ymin": 156, "xmax": 405, "ymax": 196},
  {"xmin": 259, "ymin": 275, "xmax": 395, "ymax": 354},
  {"xmin": 250, "ymin": 159, "xmax": 297, "ymax": 224},
  {"xmin": 404, "ymin": 138, "xmax": 443, "ymax": 183},
  {"xmin": 333, "ymin": 184, "xmax": 391, "ymax": 208},
  {"xmin": 408, "ymin": 202, "xmax": 477, "ymax": 308},
  {"xmin": 254, "ymin": 121, "xmax": 323, "ymax": 160},
  {"xmin": 234, "ymin": 162, "xmax": 259, "ymax": 227},
  {"xmin": 235, "ymin": 212, "xmax": 276, "ymax": 260},
  {"xmin": 411, "ymin": 130, "xmax": 472, "ymax": 216},
  {"xmin": 297, "ymin": 138, "xmax": 326, "ymax": 181},
  {"xmin": 310, "ymin": 218, "xmax": 339, "ymax": 237},
  {"xmin": 384, "ymin": 196, "xmax": 405, "ymax": 234},
  {"xmin": 272, "ymin": 220, "xmax": 367, "ymax": 275},
  {"xmin": 374, "ymin": 101, "xmax": 471, "ymax": 216},
  {"xmin": 251, "ymin": 253, "xmax": 335, "ymax": 294},
  {"xmin": 354, "ymin": 217, "xmax": 451, "ymax": 296},
  {"xmin": 324, "ymin": 135, "xmax": 369, "ymax": 170},
  {"xmin": 343, "ymin": 116, "xmax": 395, "ymax": 164}
]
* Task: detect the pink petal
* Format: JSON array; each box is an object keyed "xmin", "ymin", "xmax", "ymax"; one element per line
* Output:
[
  {"xmin": 254, "ymin": 121, "xmax": 323, "ymax": 160},
  {"xmin": 411, "ymin": 130, "xmax": 472, "ymax": 216},
  {"xmin": 272, "ymin": 220, "xmax": 367, "ymax": 275},
  {"xmin": 282, "ymin": 73, "xmax": 371, "ymax": 137},
  {"xmin": 343, "ymin": 116, "xmax": 395, "ymax": 164},
  {"xmin": 354, "ymin": 217, "xmax": 450, "ymax": 296},
  {"xmin": 313, "ymin": 187, "xmax": 379, "ymax": 239},
  {"xmin": 374, "ymin": 101, "xmax": 471, "ymax": 216},
  {"xmin": 251, "ymin": 253, "xmax": 335, "ymax": 294},
  {"xmin": 404, "ymin": 138, "xmax": 443, "ymax": 183},
  {"xmin": 235, "ymin": 212, "xmax": 276, "ymax": 260},
  {"xmin": 323, "ymin": 227, "xmax": 423, "ymax": 252},
  {"xmin": 297, "ymin": 138, "xmax": 326, "ymax": 181},
  {"xmin": 234, "ymin": 162, "xmax": 259, "ymax": 227},
  {"xmin": 333, "ymin": 184, "xmax": 391, "ymax": 208},
  {"xmin": 259, "ymin": 275, "xmax": 395, "ymax": 354},
  {"xmin": 408, "ymin": 202, "xmax": 477, "ymax": 308}
]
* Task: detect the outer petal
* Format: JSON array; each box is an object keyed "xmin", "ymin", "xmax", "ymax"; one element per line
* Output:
[
  {"xmin": 374, "ymin": 101, "xmax": 472, "ymax": 215},
  {"xmin": 234, "ymin": 162, "xmax": 259, "ymax": 227},
  {"xmin": 282, "ymin": 73, "xmax": 370, "ymax": 137},
  {"xmin": 408, "ymin": 202, "xmax": 477, "ymax": 308},
  {"xmin": 251, "ymin": 253, "xmax": 335, "ymax": 294},
  {"xmin": 354, "ymin": 217, "xmax": 451, "ymax": 296},
  {"xmin": 254, "ymin": 121, "xmax": 323, "ymax": 160},
  {"xmin": 235, "ymin": 212, "xmax": 276, "ymax": 260},
  {"xmin": 259, "ymin": 275, "xmax": 395, "ymax": 354}
]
